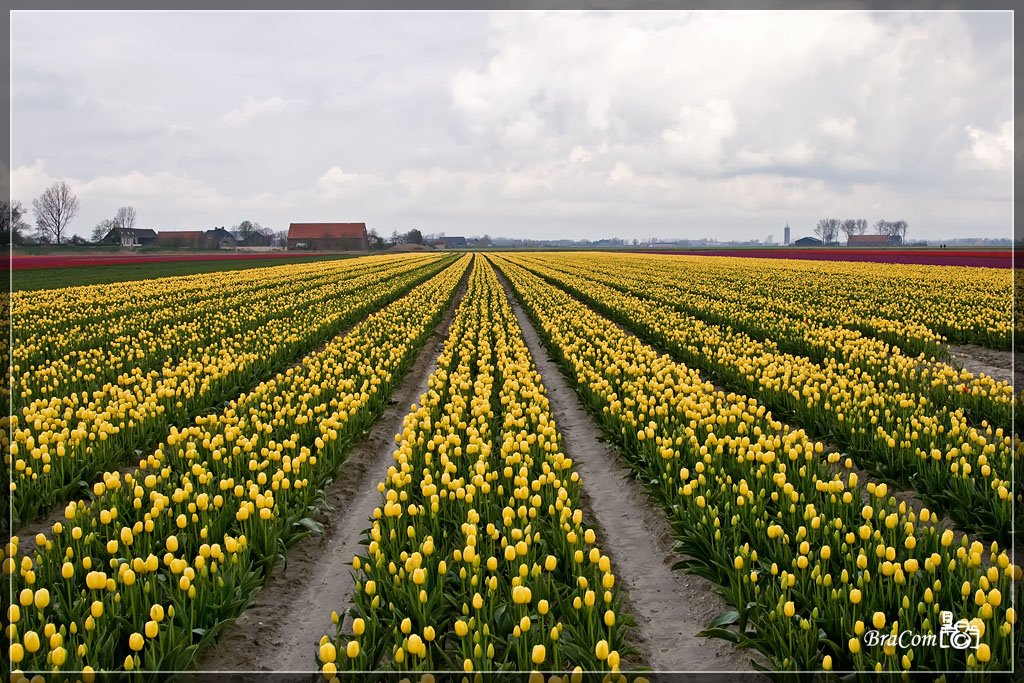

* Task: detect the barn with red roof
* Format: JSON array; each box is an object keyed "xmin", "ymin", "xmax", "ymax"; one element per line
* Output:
[{"xmin": 287, "ymin": 222, "xmax": 369, "ymax": 252}]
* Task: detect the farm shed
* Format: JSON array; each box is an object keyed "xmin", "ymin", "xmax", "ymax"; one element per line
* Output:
[
  {"xmin": 288, "ymin": 222, "xmax": 369, "ymax": 251},
  {"xmin": 431, "ymin": 236, "xmax": 468, "ymax": 249},
  {"xmin": 101, "ymin": 227, "xmax": 158, "ymax": 247},
  {"xmin": 793, "ymin": 236, "xmax": 823, "ymax": 247},
  {"xmin": 206, "ymin": 228, "xmax": 237, "ymax": 250},
  {"xmin": 157, "ymin": 230, "xmax": 206, "ymax": 248},
  {"xmin": 847, "ymin": 234, "xmax": 902, "ymax": 247},
  {"xmin": 237, "ymin": 232, "xmax": 272, "ymax": 247}
]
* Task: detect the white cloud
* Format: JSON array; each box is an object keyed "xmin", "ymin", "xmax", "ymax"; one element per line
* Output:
[
  {"xmin": 11, "ymin": 159, "xmax": 53, "ymax": 201},
  {"xmin": 736, "ymin": 142, "xmax": 817, "ymax": 168},
  {"xmin": 218, "ymin": 95, "xmax": 291, "ymax": 127},
  {"xmin": 608, "ymin": 161, "xmax": 635, "ymax": 184},
  {"xmin": 78, "ymin": 170, "xmax": 226, "ymax": 206},
  {"xmin": 568, "ymin": 146, "xmax": 593, "ymax": 166},
  {"xmin": 8, "ymin": 11, "xmax": 1014, "ymax": 241},
  {"xmin": 314, "ymin": 166, "xmax": 383, "ymax": 199},
  {"xmin": 503, "ymin": 110, "xmax": 544, "ymax": 145},
  {"xmin": 661, "ymin": 99, "xmax": 738, "ymax": 168},
  {"xmin": 959, "ymin": 119, "xmax": 1013, "ymax": 171},
  {"xmin": 396, "ymin": 167, "xmax": 446, "ymax": 196},
  {"xmin": 820, "ymin": 116, "xmax": 858, "ymax": 142},
  {"xmin": 447, "ymin": 11, "xmax": 1006, "ymax": 190},
  {"xmin": 11, "ymin": 161, "xmax": 231, "ymax": 229}
]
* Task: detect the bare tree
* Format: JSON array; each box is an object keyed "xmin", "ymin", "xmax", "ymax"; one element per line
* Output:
[
  {"xmin": 114, "ymin": 205, "xmax": 137, "ymax": 231},
  {"xmin": 92, "ymin": 219, "xmax": 116, "ymax": 242},
  {"xmin": 814, "ymin": 218, "xmax": 840, "ymax": 245},
  {"xmin": 840, "ymin": 219, "xmax": 859, "ymax": 242},
  {"xmin": 813, "ymin": 219, "xmax": 828, "ymax": 243},
  {"xmin": 827, "ymin": 218, "xmax": 841, "ymax": 244},
  {"xmin": 366, "ymin": 228, "xmax": 385, "ymax": 250},
  {"xmin": 854, "ymin": 218, "xmax": 868, "ymax": 235},
  {"xmin": 873, "ymin": 219, "xmax": 907, "ymax": 242},
  {"xmin": 32, "ymin": 180, "xmax": 80, "ymax": 245},
  {"xmin": 892, "ymin": 220, "xmax": 908, "ymax": 243},
  {"xmin": 2, "ymin": 200, "xmax": 31, "ymax": 245},
  {"xmin": 233, "ymin": 219, "xmax": 257, "ymax": 240}
]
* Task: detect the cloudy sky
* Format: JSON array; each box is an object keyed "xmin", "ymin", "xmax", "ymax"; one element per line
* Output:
[{"xmin": 11, "ymin": 10, "xmax": 1014, "ymax": 242}]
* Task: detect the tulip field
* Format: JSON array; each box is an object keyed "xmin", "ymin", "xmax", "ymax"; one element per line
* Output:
[{"xmin": 3, "ymin": 250, "xmax": 1020, "ymax": 677}]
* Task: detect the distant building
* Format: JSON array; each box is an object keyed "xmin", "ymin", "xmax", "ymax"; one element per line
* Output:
[
  {"xmin": 205, "ymin": 228, "xmax": 237, "ymax": 250},
  {"xmin": 848, "ymin": 234, "xmax": 902, "ymax": 247},
  {"xmin": 784, "ymin": 223, "xmax": 791, "ymax": 246},
  {"xmin": 288, "ymin": 222, "xmax": 369, "ymax": 251},
  {"xmin": 431, "ymin": 236, "xmax": 468, "ymax": 250},
  {"xmin": 157, "ymin": 230, "xmax": 206, "ymax": 248},
  {"xmin": 156, "ymin": 229, "xmax": 237, "ymax": 249},
  {"xmin": 101, "ymin": 227, "xmax": 158, "ymax": 247},
  {"xmin": 793, "ymin": 236, "xmax": 823, "ymax": 247},
  {"xmin": 237, "ymin": 232, "xmax": 273, "ymax": 247}
]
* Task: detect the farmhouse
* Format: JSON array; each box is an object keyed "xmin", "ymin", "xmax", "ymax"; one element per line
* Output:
[
  {"xmin": 848, "ymin": 234, "xmax": 902, "ymax": 247},
  {"xmin": 155, "ymin": 228, "xmax": 244, "ymax": 249},
  {"xmin": 431, "ymin": 236, "xmax": 468, "ymax": 249},
  {"xmin": 237, "ymin": 231, "xmax": 272, "ymax": 247},
  {"xmin": 793, "ymin": 236, "xmax": 823, "ymax": 247},
  {"xmin": 288, "ymin": 222, "xmax": 369, "ymax": 251},
  {"xmin": 156, "ymin": 230, "xmax": 206, "ymax": 248},
  {"xmin": 206, "ymin": 228, "xmax": 237, "ymax": 249},
  {"xmin": 101, "ymin": 227, "xmax": 158, "ymax": 247}
]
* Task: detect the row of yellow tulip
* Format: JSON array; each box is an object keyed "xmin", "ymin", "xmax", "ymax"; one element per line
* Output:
[
  {"xmin": 620, "ymin": 253, "xmax": 1011, "ymax": 351},
  {"xmin": 519, "ymin": 253, "xmax": 1013, "ymax": 432},
  {"xmin": 319, "ymin": 256, "xmax": 630, "ymax": 676},
  {"xmin": 1015, "ymin": 269, "xmax": 1024, "ymax": 341},
  {"xmin": 619, "ymin": 256, "xmax": 938, "ymax": 357},
  {"xmin": 12, "ymin": 254, "xmax": 435, "ymax": 406},
  {"xmin": 3, "ymin": 255, "xmax": 471, "ymax": 675},
  {"xmin": 490, "ymin": 254, "xmax": 1019, "ymax": 674},
  {"xmin": 504, "ymin": 255, "xmax": 1014, "ymax": 544},
  {"xmin": 12, "ymin": 255, "xmax": 389, "ymax": 367},
  {"xmin": 8, "ymin": 255, "xmax": 453, "ymax": 531}
]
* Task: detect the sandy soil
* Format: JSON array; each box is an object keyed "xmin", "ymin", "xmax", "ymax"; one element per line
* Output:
[
  {"xmin": 947, "ymin": 344, "xmax": 1014, "ymax": 385},
  {"xmin": 496, "ymin": 268, "xmax": 760, "ymax": 675},
  {"xmin": 192, "ymin": 276, "xmax": 468, "ymax": 676}
]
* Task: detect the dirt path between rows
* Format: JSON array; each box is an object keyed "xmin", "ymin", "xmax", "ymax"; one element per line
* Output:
[
  {"xmin": 494, "ymin": 267, "xmax": 759, "ymax": 676},
  {"xmin": 947, "ymin": 344, "xmax": 1014, "ymax": 385},
  {"xmin": 192, "ymin": 275, "xmax": 468, "ymax": 677}
]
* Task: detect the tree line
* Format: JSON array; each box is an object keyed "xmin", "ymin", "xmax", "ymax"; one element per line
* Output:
[
  {"xmin": 813, "ymin": 218, "xmax": 909, "ymax": 244},
  {"xmin": 362, "ymin": 229, "xmax": 493, "ymax": 251},
  {"xmin": 1, "ymin": 180, "xmax": 82, "ymax": 245},
  {"xmin": 1, "ymin": 179, "xmax": 286, "ymax": 246}
]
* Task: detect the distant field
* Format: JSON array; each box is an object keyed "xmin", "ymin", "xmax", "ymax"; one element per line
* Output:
[
  {"xmin": 638, "ymin": 247, "xmax": 1013, "ymax": 268},
  {"xmin": 11, "ymin": 249, "xmax": 362, "ymax": 269},
  {"xmin": 11, "ymin": 253, "xmax": 357, "ymax": 290}
]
